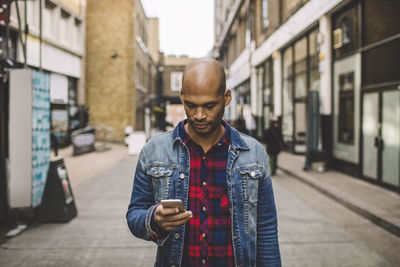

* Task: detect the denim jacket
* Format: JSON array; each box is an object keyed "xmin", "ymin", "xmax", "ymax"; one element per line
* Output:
[{"xmin": 126, "ymin": 122, "xmax": 281, "ymax": 267}]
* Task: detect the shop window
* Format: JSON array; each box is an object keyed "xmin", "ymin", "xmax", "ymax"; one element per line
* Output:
[
  {"xmin": 363, "ymin": 38, "xmax": 400, "ymax": 86},
  {"xmin": 332, "ymin": 3, "xmax": 359, "ymax": 59},
  {"xmin": 363, "ymin": 0, "xmax": 400, "ymax": 47},
  {"xmin": 338, "ymin": 72, "xmax": 354, "ymax": 144}
]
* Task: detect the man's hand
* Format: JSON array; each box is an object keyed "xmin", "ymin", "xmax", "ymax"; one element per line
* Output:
[{"xmin": 154, "ymin": 205, "xmax": 193, "ymax": 232}]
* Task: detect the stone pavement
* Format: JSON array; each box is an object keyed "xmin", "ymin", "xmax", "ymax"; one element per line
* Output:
[
  {"xmin": 0, "ymin": 143, "xmax": 157, "ymax": 267},
  {"xmin": 278, "ymin": 152, "xmax": 400, "ymax": 237}
]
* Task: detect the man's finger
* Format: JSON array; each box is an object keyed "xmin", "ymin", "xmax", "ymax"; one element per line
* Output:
[
  {"xmin": 158, "ymin": 207, "xmax": 180, "ymax": 216},
  {"xmin": 162, "ymin": 216, "xmax": 192, "ymax": 229},
  {"xmin": 163, "ymin": 211, "xmax": 192, "ymax": 222}
]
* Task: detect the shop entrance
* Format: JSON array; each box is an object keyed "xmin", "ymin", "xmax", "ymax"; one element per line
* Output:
[{"xmin": 362, "ymin": 89, "xmax": 400, "ymax": 188}]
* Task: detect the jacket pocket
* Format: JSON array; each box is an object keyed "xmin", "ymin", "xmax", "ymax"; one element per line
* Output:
[
  {"xmin": 239, "ymin": 167, "xmax": 262, "ymax": 204},
  {"xmin": 147, "ymin": 166, "xmax": 173, "ymax": 203}
]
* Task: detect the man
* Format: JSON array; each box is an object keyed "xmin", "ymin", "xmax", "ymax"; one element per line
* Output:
[
  {"xmin": 263, "ymin": 117, "xmax": 284, "ymax": 176},
  {"xmin": 126, "ymin": 58, "xmax": 281, "ymax": 266}
]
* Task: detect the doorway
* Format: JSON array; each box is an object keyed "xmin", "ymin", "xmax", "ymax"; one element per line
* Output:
[{"xmin": 362, "ymin": 89, "xmax": 400, "ymax": 188}]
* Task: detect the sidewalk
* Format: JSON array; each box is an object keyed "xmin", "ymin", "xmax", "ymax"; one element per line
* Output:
[{"xmin": 278, "ymin": 152, "xmax": 400, "ymax": 237}]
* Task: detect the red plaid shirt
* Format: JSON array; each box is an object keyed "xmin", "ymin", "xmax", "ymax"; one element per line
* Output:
[{"xmin": 180, "ymin": 121, "xmax": 235, "ymax": 267}]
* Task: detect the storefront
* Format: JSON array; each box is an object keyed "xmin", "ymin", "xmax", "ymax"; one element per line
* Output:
[
  {"xmin": 332, "ymin": 0, "xmax": 400, "ymax": 190},
  {"xmin": 281, "ymin": 27, "xmax": 320, "ymax": 153}
]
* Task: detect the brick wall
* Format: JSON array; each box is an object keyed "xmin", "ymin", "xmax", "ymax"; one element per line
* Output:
[{"xmin": 86, "ymin": 0, "xmax": 135, "ymax": 141}]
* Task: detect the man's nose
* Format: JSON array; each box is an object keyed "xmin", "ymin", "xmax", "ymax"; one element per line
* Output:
[{"xmin": 193, "ymin": 107, "xmax": 206, "ymax": 120}]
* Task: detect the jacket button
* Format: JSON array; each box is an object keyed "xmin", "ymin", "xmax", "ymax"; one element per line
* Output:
[
  {"xmin": 250, "ymin": 171, "xmax": 256, "ymax": 177},
  {"xmin": 179, "ymin": 173, "xmax": 185, "ymax": 179},
  {"xmin": 174, "ymin": 233, "xmax": 180, "ymax": 239},
  {"xmin": 171, "ymin": 265, "xmax": 176, "ymax": 267}
]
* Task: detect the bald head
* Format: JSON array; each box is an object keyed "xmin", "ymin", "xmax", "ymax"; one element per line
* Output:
[{"xmin": 182, "ymin": 58, "xmax": 226, "ymax": 95}]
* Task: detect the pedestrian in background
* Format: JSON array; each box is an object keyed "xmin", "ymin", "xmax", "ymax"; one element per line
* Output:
[
  {"xmin": 126, "ymin": 58, "xmax": 281, "ymax": 266},
  {"xmin": 263, "ymin": 117, "xmax": 285, "ymax": 176}
]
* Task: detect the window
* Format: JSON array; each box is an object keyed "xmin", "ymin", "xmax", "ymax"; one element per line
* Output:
[
  {"xmin": 0, "ymin": 28, "xmax": 18, "ymax": 60},
  {"xmin": 294, "ymin": 37, "xmax": 307, "ymax": 98},
  {"xmin": 338, "ymin": 72, "xmax": 354, "ymax": 144},
  {"xmin": 44, "ymin": 0, "xmax": 57, "ymax": 38},
  {"xmin": 171, "ymin": 72, "xmax": 183, "ymax": 92},
  {"xmin": 262, "ymin": 0, "xmax": 269, "ymax": 29},
  {"xmin": 332, "ymin": 3, "xmax": 359, "ymax": 59},
  {"xmin": 60, "ymin": 9, "xmax": 71, "ymax": 45}
]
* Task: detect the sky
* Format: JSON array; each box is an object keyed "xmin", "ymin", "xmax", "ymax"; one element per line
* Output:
[{"xmin": 141, "ymin": 0, "xmax": 215, "ymax": 58}]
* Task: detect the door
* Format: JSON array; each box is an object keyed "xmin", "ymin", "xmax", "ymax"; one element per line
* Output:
[
  {"xmin": 381, "ymin": 90, "xmax": 400, "ymax": 186},
  {"xmin": 362, "ymin": 90, "xmax": 400, "ymax": 187}
]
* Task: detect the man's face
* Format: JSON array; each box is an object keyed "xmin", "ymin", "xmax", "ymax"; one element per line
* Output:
[{"xmin": 180, "ymin": 71, "xmax": 231, "ymax": 137}]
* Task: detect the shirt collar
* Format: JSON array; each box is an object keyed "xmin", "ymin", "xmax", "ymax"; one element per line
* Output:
[{"xmin": 178, "ymin": 120, "xmax": 231, "ymax": 147}]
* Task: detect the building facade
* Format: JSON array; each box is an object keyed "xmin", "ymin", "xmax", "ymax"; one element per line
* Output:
[
  {"xmin": 85, "ymin": 0, "xmax": 159, "ymax": 141},
  {"xmin": 213, "ymin": 0, "xmax": 400, "ymax": 191}
]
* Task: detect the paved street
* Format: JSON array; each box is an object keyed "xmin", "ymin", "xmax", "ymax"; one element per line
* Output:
[{"xmin": 0, "ymin": 144, "xmax": 399, "ymax": 266}]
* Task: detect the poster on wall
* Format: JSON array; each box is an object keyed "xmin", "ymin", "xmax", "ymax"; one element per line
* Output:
[
  {"xmin": 32, "ymin": 71, "xmax": 51, "ymax": 208},
  {"xmin": 51, "ymin": 108, "xmax": 69, "ymax": 146}
]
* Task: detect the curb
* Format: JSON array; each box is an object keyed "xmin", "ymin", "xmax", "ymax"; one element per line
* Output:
[{"xmin": 278, "ymin": 166, "xmax": 400, "ymax": 238}]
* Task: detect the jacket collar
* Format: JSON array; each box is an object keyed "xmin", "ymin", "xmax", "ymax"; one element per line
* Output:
[{"xmin": 172, "ymin": 120, "xmax": 249, "ymax": 150}]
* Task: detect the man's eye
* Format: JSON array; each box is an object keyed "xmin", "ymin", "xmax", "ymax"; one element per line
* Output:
[
  {"xmin": 206, "ymin": 104, "xmax": 216, "ymax": 109},
  {"xmin": 186, "ymin": 103, "xmax": 195, "ymax": 108}
]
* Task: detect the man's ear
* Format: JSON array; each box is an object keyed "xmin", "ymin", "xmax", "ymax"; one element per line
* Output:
[
  {"xmin": 180, "ymin": 88, "xmax": 184, "ymax": 104},
  {"xmin": 224, "ymin": 89, "xmax": 231, "ymax": 106}
]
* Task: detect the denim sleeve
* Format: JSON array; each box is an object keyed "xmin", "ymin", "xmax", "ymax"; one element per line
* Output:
[
  {"xmin": 126, "ymin": 149, "xmax": 170, "ymax": 245},
  {"xmin": 257, "ymin": 150, "xmax": 282, "ymax": 266}
]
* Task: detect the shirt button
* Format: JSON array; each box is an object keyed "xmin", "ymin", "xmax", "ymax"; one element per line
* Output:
[
  {"xmin": 179, "ymin": 173, "xmax": 185, "ymax": 179},
  {"xmin": 202, "ymin": 206, "xmax": 207, "ymax": 211},
  {"xmin": 250, "ymin": 171, "xmax": 256, "ymax": 177},
  {"xmin": 174, "ymin": 233, "xmax": 180, "ymax": 239},
  {"xmin": 202, "ymin": 181, "xmax": 207, "ymax": 186},
  {"xmin": 202, "ymin": 258, "xmax": 206, "ymax": 264},
  {"xmin": 201, "ymin": 233, "xmax": 206, "ymax": 238},
  {"xmin": 202, "ymin": 156, "xmax": 206, "ymax": 160}
]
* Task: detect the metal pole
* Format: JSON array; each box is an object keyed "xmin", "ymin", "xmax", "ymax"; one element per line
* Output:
[
  {"xmin": 24, "ymin": 0, "xmax": 27, "ymax": 67},
  {"xmin": 39, "ymin": 0, "xmax": 42, "ymax": 70}
]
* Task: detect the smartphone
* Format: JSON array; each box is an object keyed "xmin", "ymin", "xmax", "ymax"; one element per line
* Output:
[{"xmin": 160, "ymin": 199, "xmax": 186, "ymax": 212}]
